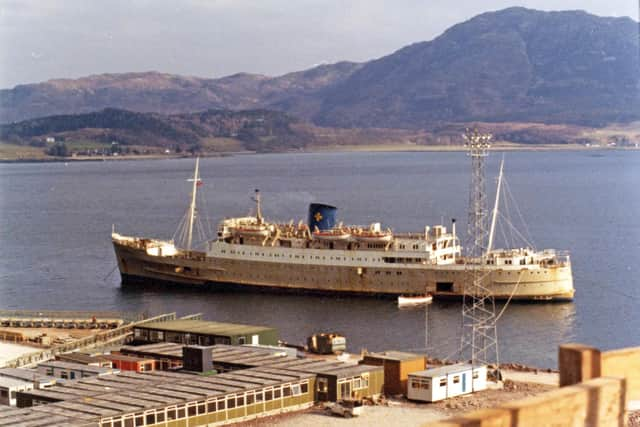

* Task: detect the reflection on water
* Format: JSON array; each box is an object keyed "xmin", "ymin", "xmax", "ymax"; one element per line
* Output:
[{"xmin": 117, "ymin": 284, "xmax": 576, "ymax": 368}]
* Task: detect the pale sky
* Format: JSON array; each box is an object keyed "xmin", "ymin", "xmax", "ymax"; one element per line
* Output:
[{"xmin": 0, "ymin": 0, "xmax": 637, "ymax": 89}]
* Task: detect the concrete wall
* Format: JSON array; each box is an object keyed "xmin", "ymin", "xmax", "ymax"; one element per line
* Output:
[{"xmin": 424, "ymin": 377, "xmax": 627, "ymax": 427}]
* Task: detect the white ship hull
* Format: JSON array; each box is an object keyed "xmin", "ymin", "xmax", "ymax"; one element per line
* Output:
[{"xmin": 113, "ymin": 239, "xmax": 574, "ymax": 301}]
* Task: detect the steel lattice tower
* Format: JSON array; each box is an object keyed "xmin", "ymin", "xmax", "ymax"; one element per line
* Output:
[{"xmin": 460, "ymin": 129, "xmax": 500, "ymax": 375}]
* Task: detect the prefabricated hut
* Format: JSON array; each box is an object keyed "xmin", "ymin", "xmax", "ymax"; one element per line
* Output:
[
  {"xmin": 360, "ymin": 350, "xmax": 426, "ymax": 395},
  {"xmin": 0, "ymin": 377, "xmax": 33, "ymax": 406},
  {"xmin": 407, "ymin": 364, "xmax": 487, "ymax": 402}
]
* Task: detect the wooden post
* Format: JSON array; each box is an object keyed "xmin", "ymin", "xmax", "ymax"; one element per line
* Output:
[{"xmin": 559, "ymin": 343, "xmax": 601, "ymax": 387}]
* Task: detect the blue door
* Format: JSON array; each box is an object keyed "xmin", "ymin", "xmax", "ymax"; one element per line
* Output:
[{"xmin": 462, "ymin": 372, "xmax": 467, "ymax": 392}]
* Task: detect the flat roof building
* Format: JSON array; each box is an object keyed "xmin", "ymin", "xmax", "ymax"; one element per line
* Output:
[
  {"xmin": 120, "ymin": 343, "xmax": 184, "ymax": 371},
  {"xmin": 37, "ymin": 361, "xmax": 118, "ymax": 381},
  {"xmin": 10, "ymin": 367, "xmax": 315, "ymax": 426},
  {"xmin": 0, "ymin": 377, "xmax": 33, "ymax": 406},
  {"xmin": 133, "ymin": 319, "xmax": 278, "ymax": 347},
  {"xmin": 0, "ymin": 368, "xmax": 57, "ymax": 389},
  {"xmin": 57, "ymin": 353, "xmax": 113, "ymax": 368}
]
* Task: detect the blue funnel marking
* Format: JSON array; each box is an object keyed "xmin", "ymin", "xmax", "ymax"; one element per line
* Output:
[{"xmin": 308, "ymin": 203, "xmax": 337, "ymax": 231}]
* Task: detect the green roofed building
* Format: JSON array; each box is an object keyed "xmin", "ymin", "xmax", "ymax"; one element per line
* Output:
[{"xmin": 132, "ymin": 319, "xmax": 278, "ymax": 347}]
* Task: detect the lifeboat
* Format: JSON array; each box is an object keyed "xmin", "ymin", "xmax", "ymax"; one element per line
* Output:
[
  {"xmin": 312, "ymin": 229, "xmax": 351, "ymax": 241},
  {"xmin": 235, "ymin": 224, "xmax": 270, "ymax": 238},
  {"xmin": 354, "ymin": 230, "xmax": 393, "ymax": 243}
]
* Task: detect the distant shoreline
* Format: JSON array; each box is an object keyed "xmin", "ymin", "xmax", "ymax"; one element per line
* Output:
[{"xmin": 0, "ymin": 144, "xmax": 636, "ymax": 163}]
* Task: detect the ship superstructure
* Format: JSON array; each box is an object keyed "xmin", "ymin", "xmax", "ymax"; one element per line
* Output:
[{"xmin": 112, "ymin": 157, "xmax": 574, "ymax": 301}]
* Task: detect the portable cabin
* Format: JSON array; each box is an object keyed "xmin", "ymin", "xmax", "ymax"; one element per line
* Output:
[
  {"xmin": 0, "ymin": 377, "xmax": 33, "ymax": 406},
  {"xmin": 407, "ymin": 364, "xmax": 487, "ymax": 402},
  {"xmin": 103, "ymin": 353, "xmax": 156, "ymax": 373},
  {"xmin": 315, "ymin": 364, "xmax": 385, "ymax": 402},
  {"xmin": 120, "ymin": 342, "xmax": 184, "ymax": 370},
  {"xmin": 360, "ymin": 350, "xmax": 426, "ymax": 395}
]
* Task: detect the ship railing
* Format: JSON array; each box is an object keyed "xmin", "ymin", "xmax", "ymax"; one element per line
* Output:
[
  {"xmin": 393, "ymin": 233, "xmax": 428, "ymax": 239},
  {"xmin": 540, "ymin": 250, "xmax": 571, "ymax": 267}
]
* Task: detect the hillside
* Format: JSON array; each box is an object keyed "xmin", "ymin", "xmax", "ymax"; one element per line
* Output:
[
  {"xmin": 0, "ymin": 108, "xmax": 315, "ymax": 153},
  {"xmin": 2, "ymin": 108, "xmax": 638, "ymax": 160},
  {"xmin": 0, "ymin": 62, "xmax": 362, "ymax": 125},
  {"xmin": 0, "ymin": 8, "xmax": 638, "ymax": 129}
]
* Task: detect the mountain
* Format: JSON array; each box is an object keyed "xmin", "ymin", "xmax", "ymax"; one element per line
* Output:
[
  {"xmin": 313, "ymin": 7, "xmax": 640, "ymax": 127},
  {"xmin": 0, "ymin": 62, "xmax": 362, "ymax": 125},
  {"xmin": 1, "ymin": 8, "xmax": 638, "ymax": 127}
]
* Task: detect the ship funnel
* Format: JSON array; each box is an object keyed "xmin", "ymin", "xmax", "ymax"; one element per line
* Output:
[{"xmin": 308, "ymin": 203, "xmax": 337, "ymax": 231}]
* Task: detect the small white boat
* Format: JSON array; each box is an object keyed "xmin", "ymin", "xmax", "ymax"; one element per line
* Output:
[{"xmin": 398, "ymin": 294, "xmax": 433, "ymax": 307}]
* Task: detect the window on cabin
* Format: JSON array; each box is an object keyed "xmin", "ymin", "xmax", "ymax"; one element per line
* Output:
[
  {"xmin": 291, "ymin": 384, "xmax": 302, "ymax": 395},
  {"xmin": 453, "ymin": 376, "xmax": 460, "ymax": 384},
  {"xmin": 283, "ymin": 385, "xmax": 292, "ymax": 397},
  {"xmin": 439, "ymin": 379, "xmax": 446, "ymax": 387}
]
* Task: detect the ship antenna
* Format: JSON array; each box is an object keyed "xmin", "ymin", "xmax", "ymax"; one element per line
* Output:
[
  {"xmin": 186, "ymin": 157, "xmax": 201, "ymax": 250},
  {"xmin": 487, "ymin": 156, "xmax": 504, "ymax": 254},
  {"xmin": 460, "ymin": 128, "xmax": 500, "ymax": 382}
]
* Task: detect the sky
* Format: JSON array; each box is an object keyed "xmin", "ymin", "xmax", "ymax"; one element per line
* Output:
[{"xmin": 0, "ymin": 0, "xmax": 638, "ymax": 89}]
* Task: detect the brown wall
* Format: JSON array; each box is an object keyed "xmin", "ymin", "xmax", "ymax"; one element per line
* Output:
[
  {"xmin": 424, "ymin": 377, "xmax": 626, "ymax": 427},
  {"xmin": 559, "ymin": 343, "xmax": 640, "ymax": 403},
  {"xmin": 361, "ymin": 356, "xmax": 426, "ymax": 395}
]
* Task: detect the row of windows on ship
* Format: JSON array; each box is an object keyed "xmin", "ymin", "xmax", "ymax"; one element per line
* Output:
[{"xmin": 218, "ymin": 248, "xmax": 431, "ymax": 264}]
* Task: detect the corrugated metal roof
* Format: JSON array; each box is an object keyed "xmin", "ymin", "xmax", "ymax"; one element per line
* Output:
[
  {"xmin": 363, "ymin": 351, "xmax": 425, "ymax": 362},
  {"xmin": 409, "ymin": 363, "xmax": 479, "ymax": 378},
  {"xmin": 37, "ymin": 361, "xmax": 115, "ymax": 374},
  {"xmin": 135, "ymin": 319, "xmax": 275, "ymax": 336}
]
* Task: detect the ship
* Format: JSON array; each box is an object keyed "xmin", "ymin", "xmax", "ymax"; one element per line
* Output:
[{"xmin": 112, "ymin": 156, "xmax": 574, "ymax": 301}]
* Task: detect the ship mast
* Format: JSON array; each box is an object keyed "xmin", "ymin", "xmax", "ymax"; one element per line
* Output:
[
  {"xmin": 186, "ymin": 157, "xmax": 201, "ymax": 250},
  {"xmin": 487, "ymin": 157, "xmax": 504, "ymax": 254}
]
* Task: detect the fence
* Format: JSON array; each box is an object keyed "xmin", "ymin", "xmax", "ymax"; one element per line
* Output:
[{"xmin": 2, "ymin": 312, "xmax": 177, "ymax": 368}]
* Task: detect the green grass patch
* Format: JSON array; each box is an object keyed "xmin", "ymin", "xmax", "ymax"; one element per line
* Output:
[
  {"xmin": 200, "ymin": 137, "xmax": 244, "ymax": 152},
  {"xmin": 0, "ymin": 142, "xmax": 48, "ymax": 160},
  {"xmin": 62, "ymin": 140, "xmax": 111, "ymax": 151}
]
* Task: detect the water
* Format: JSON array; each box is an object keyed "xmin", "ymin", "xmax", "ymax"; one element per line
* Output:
[{"xmin": 1, "ymin": 151, "xmax": 639, "ymax": 368}]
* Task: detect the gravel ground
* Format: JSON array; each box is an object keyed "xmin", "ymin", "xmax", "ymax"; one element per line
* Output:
[{"xmin": 232, "ymin": 377, "xmax": 555, "ymax": 427}]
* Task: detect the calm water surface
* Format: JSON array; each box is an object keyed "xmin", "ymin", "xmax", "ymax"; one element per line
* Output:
[{"xmin": 1, "ymin": 151, "xmax": 639, "ymax": 368}]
